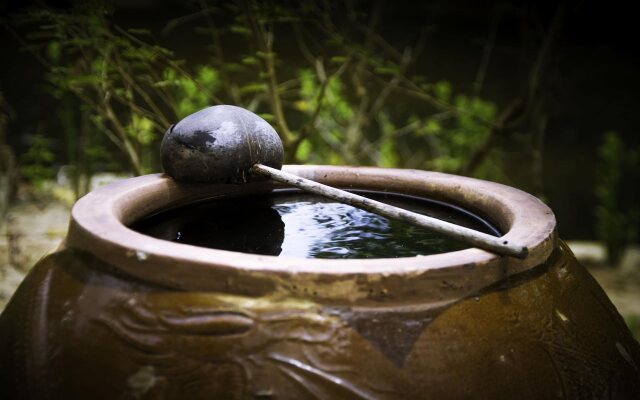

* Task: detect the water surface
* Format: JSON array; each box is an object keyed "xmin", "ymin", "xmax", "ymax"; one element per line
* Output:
[{"xmin": 133, "ymin": 190, "xmax": 499, "ymax": 259}]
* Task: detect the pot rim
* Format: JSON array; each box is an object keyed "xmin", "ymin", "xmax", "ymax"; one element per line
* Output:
[{"xmin": 66, "ymin": 165, "xmax": 557, "ymax": 303}]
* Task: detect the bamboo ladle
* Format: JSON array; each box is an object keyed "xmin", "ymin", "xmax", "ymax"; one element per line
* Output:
[{"xmin": 161, "ymin": 105, "xmax": 527, "ymax": 259}]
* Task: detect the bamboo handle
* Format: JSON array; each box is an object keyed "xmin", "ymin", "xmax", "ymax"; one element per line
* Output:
[{"xmin": 251, "ymin": 164, "xmax": 528, "ymax": 259}]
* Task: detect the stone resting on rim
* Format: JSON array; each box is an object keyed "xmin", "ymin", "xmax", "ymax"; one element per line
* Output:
[{"xmin": 160, "ymin": 104, "xmax": 528, "ymax": 258}]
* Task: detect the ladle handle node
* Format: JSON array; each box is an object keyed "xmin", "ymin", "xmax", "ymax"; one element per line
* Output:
[{"xmin": 251, "ymin": 164, "xmax": 528, "ymax": 259}]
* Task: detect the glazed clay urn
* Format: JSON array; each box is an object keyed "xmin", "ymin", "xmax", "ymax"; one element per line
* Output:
[{"xmin": 1, "ymin": 166, "xmax": 639, "ymax": 399}]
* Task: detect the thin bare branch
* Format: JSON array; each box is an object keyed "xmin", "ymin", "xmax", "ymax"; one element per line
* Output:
[
  {"xmin": 292, "ymin": 22, "xmax": 317, "ymax": 66},
  {"xmin": 162, "ymin": 6, "xmax": 219, "ymax": 34},
  {"xmin": 458, "ymin": 97, "xmax": 523, "ymax": 175},
  {"xmin": 243, "ymin": 0, "xmax": 296, "ymax": 148},
  {"xmin": 292, "ymin": 54, "xmax": 351, "ymax": 157},
  {"xmin": 473, "ymin": 5, "xmax": 502, "ymax": 95},
  {"xmin": 368, "ymin": 47, "xmax": 413, "ymax": 119},
  {"xmin": 196, "ymin": 0, "xmax": 241, "ymax": 103},
  {"xmin": 112, "ymin": 54, "xmax": 172, "ymax": 128},
  {"xmin": 1, "ymin": 21, "xmax": 52, "ymax": 68}
]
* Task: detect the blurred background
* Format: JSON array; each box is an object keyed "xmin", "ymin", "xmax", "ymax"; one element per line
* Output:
[{"xmin": 0, "ymin": 0, "xmax": 638, "ymax": 335}]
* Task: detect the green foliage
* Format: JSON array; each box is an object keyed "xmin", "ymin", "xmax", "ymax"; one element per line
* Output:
[
  {"xmin": 160, "ymin": 66, "xmax": 220, "ymax": 118},
  {"xmin": 595, "ymin": 131, "xmax": 639, "ymax": 265},
  {"xmin": 15, "ymin": 4, "xmax": 223, "ymax": 177},
  {"xmin": 377, "ymin": 113, "xmax": 398, "ymax": 168},
  {"xmin": 10, "ymin": 1, "xmax": 529, "ymax": 190},
  {"xmin": 433, "ymin": 81, "xmax": 452, "ymax": 103},
  {"xmin": 126, "ymin": 114, "xmax": 155, "ymax": 145},
  {"xmin": 418, "ymin": 88, "xmax": 498, "ymax": 175},
  {"xmin": 293, "ymin": 67, "xmax": 500, "ymax": 173},
  {"xmin": 295, "ymin": 68, "xmax": 353, "ymax": 163},
  {"xmin": 47, "ymin": 1, "xmax": 501, "ymax": 173},
  {"xmin": 20, "ymin": 134, "xmax": 55, "ymax": 186}
]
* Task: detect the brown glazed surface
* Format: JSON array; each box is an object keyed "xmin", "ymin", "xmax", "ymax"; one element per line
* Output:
[{"xmin": 1, "ymin": 166, "xmax": 639, "ymax": 399}]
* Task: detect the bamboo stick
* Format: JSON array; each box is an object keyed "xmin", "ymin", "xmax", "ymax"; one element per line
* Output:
[{"xmin": 251, "ymin": 164, "xmax": 528, "ymax": 259}]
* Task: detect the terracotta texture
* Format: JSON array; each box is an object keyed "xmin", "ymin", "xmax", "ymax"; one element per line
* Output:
[{"xmin": 1, "ymin": 166, "xmax": 639, "ymax": 399}]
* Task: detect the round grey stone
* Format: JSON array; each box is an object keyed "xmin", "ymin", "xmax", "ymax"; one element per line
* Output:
[{"xmin": 161, "ymin": 105, "xmax": 284, "ymax": 183}]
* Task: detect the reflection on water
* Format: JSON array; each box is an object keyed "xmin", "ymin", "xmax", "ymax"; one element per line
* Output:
[
  {"xmin": 135, "ymin": 197, "xmax": 285, "ymax": 256},
  {"xmin": 277, "ymin": 201, "xmax": 397, "ymax": 258},
  {"xmin": 132, "ymin": 191, "xmax": 499, "ymax": 259}
]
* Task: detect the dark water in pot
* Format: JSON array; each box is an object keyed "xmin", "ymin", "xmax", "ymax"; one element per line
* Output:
[{"xmin": 132, "ymin": 190, "xmax": 500, "ymax": 259}]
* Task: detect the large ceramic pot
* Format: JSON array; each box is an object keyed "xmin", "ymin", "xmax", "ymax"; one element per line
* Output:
[{"xmin": 1, "ymin": 166, "xmax": 639, "ymax": 399}]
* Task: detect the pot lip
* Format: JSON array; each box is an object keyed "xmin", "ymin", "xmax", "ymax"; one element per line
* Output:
[{"xmin": 66, "ymin": 165, "xmax": 557, "ymax": 300}]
